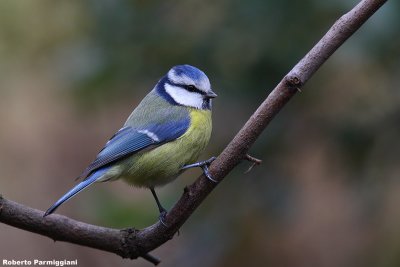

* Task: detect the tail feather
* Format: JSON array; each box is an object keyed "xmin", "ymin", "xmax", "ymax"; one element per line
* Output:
[{"xmin": 44, "ymin": 167, "xmax": 109, "ymax": 217}]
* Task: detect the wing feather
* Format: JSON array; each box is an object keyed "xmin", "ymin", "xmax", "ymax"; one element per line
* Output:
[{"xmin": 78, "ymin": 117, "xmax": 190, "ymax": 179}]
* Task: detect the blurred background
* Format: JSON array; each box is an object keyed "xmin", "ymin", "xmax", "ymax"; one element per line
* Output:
[{"xmin": 0, "ymin": 0, "xmax": 399, "ymax": 266}]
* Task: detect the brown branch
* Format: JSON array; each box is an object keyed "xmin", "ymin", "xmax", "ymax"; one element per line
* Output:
[{"xmin": 0, "ymin": 0, "xmax": 387, "ymax": 264}]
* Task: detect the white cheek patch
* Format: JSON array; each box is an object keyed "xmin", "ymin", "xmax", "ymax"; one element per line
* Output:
[{"xmin": 164, "ymin": 83, "xmax": 203, "ymax": 109}]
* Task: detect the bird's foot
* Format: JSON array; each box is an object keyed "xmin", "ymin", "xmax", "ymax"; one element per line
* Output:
[
  {"xmin": 182, "ymin": 156, "xmax": 218, "ymax": 183},
  {"xmin": 159, "ymin": 208, "xmax": 168, "ymax": 227}
]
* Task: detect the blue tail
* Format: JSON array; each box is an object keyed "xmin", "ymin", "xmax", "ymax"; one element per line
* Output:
[{"xmin": 44, "ymin": 167, "xmax": 109, "ymax": 216}]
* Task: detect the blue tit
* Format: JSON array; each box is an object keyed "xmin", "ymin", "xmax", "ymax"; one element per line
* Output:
[{"xmin": 44, "ymin": 64, "xmax": 217, "ymax": 223}]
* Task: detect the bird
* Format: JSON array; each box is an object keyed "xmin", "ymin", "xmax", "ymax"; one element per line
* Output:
[{"xmin": 44, "ymin": 64, "xmax": 217, "ymax": 224}]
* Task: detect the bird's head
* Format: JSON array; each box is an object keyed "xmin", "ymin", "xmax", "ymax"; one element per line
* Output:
[{"xmin": 157, "ymin": 65, "xmax": 217, "ymax": 110}]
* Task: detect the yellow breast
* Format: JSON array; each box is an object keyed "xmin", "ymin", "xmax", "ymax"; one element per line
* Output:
[
  {"xmin": 120, "ymin": 108, "xmax": 212, "ymax": 188},
  {"xmin": 181, "ymin": 108, "xmax": 212, "ymax": 144}
]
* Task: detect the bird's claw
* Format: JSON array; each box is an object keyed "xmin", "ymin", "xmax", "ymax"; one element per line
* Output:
[
  {"xmin": 159, "ymin": 209, "xmax": 168, "ymax": 227},
  {"xmin": 204, "ymin": 156, "xmax": 216, "ymax": 165},
  {"xmin": 201, "ymin": 164, "xmax": 218, "ymax": 183},
  {"xmin": 182, "ymin": 156, "xmax": 218, "ymax": 183}
]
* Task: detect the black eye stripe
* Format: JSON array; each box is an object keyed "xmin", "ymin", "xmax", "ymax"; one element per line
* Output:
[
  {"xmin": 184, "ymin": 85, "xmax": 206, "ymax": 95},
  {"xmin": 186, "ymin": 85, "xmax": 196, "ymax": 92},
  {"xmin": 166, "ymin": 79, "xmax": 206, "ymax": 95}
]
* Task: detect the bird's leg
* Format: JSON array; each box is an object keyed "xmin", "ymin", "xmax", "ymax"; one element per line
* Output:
[
  {"xmin": 181, "ymin": 156, "xmax": 217, "ymax": 183},
  {"xmin": 150, "ymin": 187, "xmax": 168, "ymax": 227}
]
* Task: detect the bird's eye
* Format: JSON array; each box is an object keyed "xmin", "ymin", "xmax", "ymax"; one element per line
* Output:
[{"xmin": 187, "ymin": 85, "xmax": 196, "ymax": 92}]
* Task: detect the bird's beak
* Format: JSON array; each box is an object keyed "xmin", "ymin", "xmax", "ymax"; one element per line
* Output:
[{"xmin": 206, "ymin": 90, "xmax": 218, "ymax": 99}]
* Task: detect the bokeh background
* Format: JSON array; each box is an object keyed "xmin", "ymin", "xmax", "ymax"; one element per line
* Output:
[{"xmin": 1, "ymin": 0, "xmax": 399, "ymax": 266}]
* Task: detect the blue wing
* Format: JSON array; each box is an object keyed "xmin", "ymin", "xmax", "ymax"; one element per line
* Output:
[{"xmin": 78, "ymin": 118, "xmax": 190, "ymax": 179}]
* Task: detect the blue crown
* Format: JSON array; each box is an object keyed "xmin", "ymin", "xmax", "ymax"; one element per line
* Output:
[{"xmin": 171, "ymin": 64, "xmax": 207, "ymax": 82}]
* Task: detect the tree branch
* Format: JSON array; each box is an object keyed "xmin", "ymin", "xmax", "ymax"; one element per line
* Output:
[{"xmin": 0, "ymin": 0, "xmax": 387, "ymax": 264}]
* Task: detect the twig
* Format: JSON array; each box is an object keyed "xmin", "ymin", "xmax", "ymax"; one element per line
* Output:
[
  {"xmin": 141, "ymin": 254, "xmax": 161, "ymax": 265},
  {"xmin": 0, "ymin": 0, "xmax": 387, "ymax": 263},
  {"xmin": 244, "ymin": 154, "xmax": 262, "ymax": 173}
]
